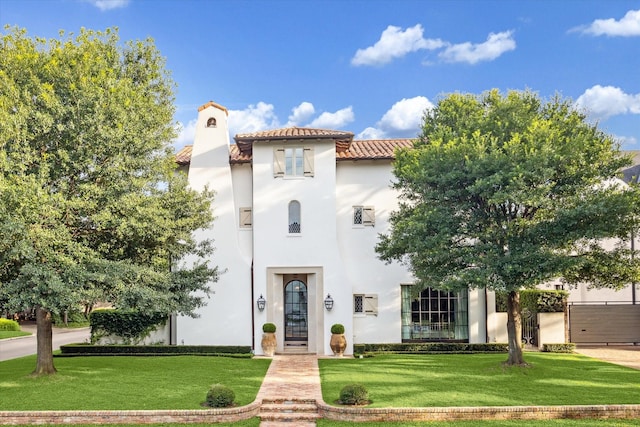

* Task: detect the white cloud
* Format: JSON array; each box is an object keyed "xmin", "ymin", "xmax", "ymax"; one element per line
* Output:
[
  {"xmin": 357, "ymin": 127, "xmax": 387, "ymax": 140},
  {"xmin": 173, "ymin": 119, "xmax": 197, "ymax": 148},
  {"xmin": 575, "ymin": 9, "xmax": 640, "ymax": 37},
  {"xmin": 358, "ymin": 96, "xmax": 434, "ymax": 139},
  {"xmin": 286, "ymin": 102, "xmax": 315, "ymax": 127},
  {"xmin": 352, "ymin": 24, "xmax": 445, "ymax": 66},
  {"xmin": 379, "ymin": 96, "xmax": 433, "ymax": 134},
  {"xmin": 614, "ymin": 134, "xmax": 638, "ymax": 147},
  {"xmin": 228, "ymin": 102, "xmax": 280, "ymax": 136},
  {"xmin": 575, "ymin": 85, "xmax": 640, "ymax": 120},
  {"xmin": 307, "ymin": 106, "xmax": 355, "ymax": 129},
  {"xmin": 86, "ymin": 0, "xmax": 130, "ymax": 11},
  {"xmin": 439, "ymin": 31, "xmax": 516, "ymax": 64}
]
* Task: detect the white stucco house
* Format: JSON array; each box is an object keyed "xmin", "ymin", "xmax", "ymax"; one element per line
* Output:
[{"xmin": 172, "ymin": 101, "xmax": 639, "ymax": 354}]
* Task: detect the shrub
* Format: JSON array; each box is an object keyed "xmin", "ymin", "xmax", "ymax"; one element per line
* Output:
[
  {"xmin": 262, "ymin": 322, "xmax": 276, "ymax": 333},
  {"xmin": 331, "ymin": 324, "xmax": 345, "ymax": 334},
  {"xmin": 0, "ymin": 318, "xmax": 20, "ymax": 331},
  {"xmin": 205, "ymin": 384, "xmax": 235, "ymax": 408},
  {"xmin": 542, "ymin": 343, "xmax": 576, "ymax": 353},
  {"xmin": 495, "ymin": 290, "xmax": 568, "ymax": 313},
  {"xmin": 90, "ymin": 309, "xmax": 167, "ymax": 344},
  {"xmin": 339, "ymin": 383, "xmax": 369, "ymax": 405},
  {"xmin": 353, "ymin": 342, "xmax": 508, "ymax": 354}
]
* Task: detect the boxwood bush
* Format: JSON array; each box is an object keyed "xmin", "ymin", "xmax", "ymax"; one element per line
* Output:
[
  {"xmin": 205, "ymin": 384, "xmax": 235, "ymax": 408},
  {"xmin": 339, "ymin": 383, "xmax": 369, "ymax": 405}
]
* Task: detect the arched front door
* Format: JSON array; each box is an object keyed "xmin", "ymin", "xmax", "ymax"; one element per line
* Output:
[{"xmin": 284, "ymin": 280, "xmax": 308, "ymax": 346}]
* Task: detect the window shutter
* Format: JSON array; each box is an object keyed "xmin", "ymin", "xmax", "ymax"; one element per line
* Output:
[
  {"xmin": 273, "ymin": 148, "xmax": 285, "ymax": 177},
  {"xmin": 303, "ymin": 147, "xmax": 314, "ymax": 177},
  {"xmin": 363, "ymin": 206, "xmax": 375, "ymax": 226},
  {"xmin": 364, "ymin": 294, "xmax": 378, "ymax": 315},
  {"xmin": 239, "ymin": 207, "xmax": 252, "ymax": 228}
]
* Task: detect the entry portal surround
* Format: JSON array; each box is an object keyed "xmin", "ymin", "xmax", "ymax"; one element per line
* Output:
[{"xmin": 265, "ymin": 266, "xmax": 325, "ymax": 355}]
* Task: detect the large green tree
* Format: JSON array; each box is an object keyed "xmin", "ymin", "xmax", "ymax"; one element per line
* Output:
[
  {"xmin": 0, "ymin": 27, "xmax": 218, "ymax": 375},
  {"xmin": 376, "ymin": 89, "xmax": 640, "ymax": 365}
]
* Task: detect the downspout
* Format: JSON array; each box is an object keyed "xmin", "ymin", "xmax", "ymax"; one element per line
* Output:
[
  {"xmin": 485, "ymin": 287, "xmax": 489, "ymax": 343},
  {"xmin": 251, "ymin": 260, "xmax": 255, "ymax": 351}
]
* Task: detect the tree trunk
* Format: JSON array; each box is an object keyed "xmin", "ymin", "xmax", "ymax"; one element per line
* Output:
[
  {"xmin": 505, "ymin": 290, "xmax": 526, "ymax": 366},
  {"xmin": 32, "ymin": 306, "xmax": 57, "ymax": 376}
]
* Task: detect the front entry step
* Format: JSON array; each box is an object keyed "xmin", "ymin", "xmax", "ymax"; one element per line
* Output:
[{"xmin": 259, "ymin": 399, "xmax": 319, "ymax": 425}]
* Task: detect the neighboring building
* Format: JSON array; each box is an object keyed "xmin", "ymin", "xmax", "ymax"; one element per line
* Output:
[{"xmin": 174, "ymin": 101, "xmax": 639, "ymax": 353}]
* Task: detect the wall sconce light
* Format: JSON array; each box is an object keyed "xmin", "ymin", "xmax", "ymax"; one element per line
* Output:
[
  {"xmin": 257, "ymin": 294, "xmax": 266, "ymax": 312},
  {"xmin": 324, "ymin": 294, "xmax": 334, "ymax": 311}
]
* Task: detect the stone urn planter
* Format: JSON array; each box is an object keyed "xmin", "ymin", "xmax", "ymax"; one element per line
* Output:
[
  {"xmin": 261, "ymin": 323, "xmax": 277, "ymax": 357},
  {"xmin": 330, "ymin": 323, "xmax": 347, "ymax": 357}
]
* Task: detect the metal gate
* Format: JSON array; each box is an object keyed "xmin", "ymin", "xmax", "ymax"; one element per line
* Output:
[
  {"xmin": 522, "ymin": 308, "xmax": 538, "ymax": 347},
  {"xmin": 569, "ymin": 303, "xmax": 640, "ymax": 344}
]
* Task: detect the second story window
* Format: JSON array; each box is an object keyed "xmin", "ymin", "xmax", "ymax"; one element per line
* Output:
[
  {"xmin": 288, "ymin": 200, "xmax": 301, "ymax": 234},
  {"xmin": 274, "ymin": 147, "xmax": 314, "ymax": 177}
]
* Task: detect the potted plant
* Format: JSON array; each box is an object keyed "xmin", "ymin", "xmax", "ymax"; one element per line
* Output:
[
  {"xmin": 261, "ymin": 323, "xmax": 277, "ymax": 357},
  {"xmin": 330, "ymin": 323, "xmax": 347, "ymax": 357}
]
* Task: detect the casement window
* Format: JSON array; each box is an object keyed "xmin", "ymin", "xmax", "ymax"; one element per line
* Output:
[
  {"xmin": 353, "ymin": 206, "xmax": 375, "ymax": 226},
  {"xmin": 274, "ymin": 147, "xmax": 314, "ymax": 177},
  {"xmin": 354, "ymin": 294, "xmax": 378, "ymax": 316},
  {"xmin": 239, "ymin": 207, "xmax": 252, "ymax": 228},
  {"xmin": 288, "ymin": 200, "xmax": 301, "ymax": 234}
]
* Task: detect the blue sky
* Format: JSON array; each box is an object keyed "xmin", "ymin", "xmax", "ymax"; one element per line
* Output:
[{"xmin": 2, "ymin": 0, "xmax": 639, "ymax": 151}]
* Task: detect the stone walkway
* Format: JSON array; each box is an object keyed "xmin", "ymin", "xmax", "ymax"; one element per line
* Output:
[
  {"xmin": 255, "ymin": 355, "xmax": 323, "ymax": 426},
  {"xmin": 574, "ymin": 345, "xmax": 640, "ymax": 370}
]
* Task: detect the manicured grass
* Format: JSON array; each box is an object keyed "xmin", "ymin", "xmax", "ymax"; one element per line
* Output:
[
  {"xmin": 317, "ymin": 420, "xmax": 640, "ymax": 426},
  {"xmin": 0, "ymin": 355, "xmax": 270, "ymax": 410},
  {"xmin": 319, "ymin": 353, "xmax": 640, "ymax": 407},
  {"xmin": 0, "ymin": 330, "xmax": 31, "ymax": 339}
]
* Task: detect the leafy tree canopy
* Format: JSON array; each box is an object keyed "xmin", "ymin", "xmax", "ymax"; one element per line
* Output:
[
  {"xmin": 0, "ymin": 27, "xmax": 217, "ymax": 374},
  {"xmin": 376, "ymin": 89, "xmax": 640, "ymax": 364}
]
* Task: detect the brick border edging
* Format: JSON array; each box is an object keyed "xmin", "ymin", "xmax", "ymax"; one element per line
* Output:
[
  {"xmin": 317, "ymin": 402, "xmax": 640, "ymax": 422},
  {"xmin": 0, "ymin": 401, "xmax": 261, "ymax": 425},
  {"xmin": 3, "ymin": 402, "xmax": 639, "ymax": 424}
]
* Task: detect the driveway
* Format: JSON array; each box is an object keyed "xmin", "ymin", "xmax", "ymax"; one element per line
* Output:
[
  {"xmin": 574, "ymin": 345, "xmax": 640, "ymax": 370},
  {"xmin": 0, "ymin": 322, "xmax": 90, "ymax": 361}
]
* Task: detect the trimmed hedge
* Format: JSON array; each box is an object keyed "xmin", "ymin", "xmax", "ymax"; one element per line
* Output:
[
  {"xmin": 496, "ymin": 290, "xmax": 568, "ymax": 313},
  {"xmin": 354, "ymin": 342, "xmax": 508, "ymax": 355},
  {"xmin": 59, "ymin": 343, "xmax": 252, "ymax": 357},
  {"xmin": 542, "ymin": 343, "xmax": 576, "ymax": 353},
  {"xmin": 0, "ymin": 318, "xmax": 20, "ymax": 331}
]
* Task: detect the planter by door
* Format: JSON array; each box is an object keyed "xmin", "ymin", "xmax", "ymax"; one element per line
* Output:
[
  {"xmin": 330, "ymin": 333, "xmax": 347, "ymax": 357},
  {"xmin": 261, "ymin": 332, "xmax": 277, "ymax": 357}
]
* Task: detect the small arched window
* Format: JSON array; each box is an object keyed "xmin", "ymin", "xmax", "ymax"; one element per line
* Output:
[
  {"xmin": 206, "ymin": 117, "xmax": 217, "ymax": 128},
  {"xmin": 288, "ymin": 200, "xmax": 301, "ymax": 234}
]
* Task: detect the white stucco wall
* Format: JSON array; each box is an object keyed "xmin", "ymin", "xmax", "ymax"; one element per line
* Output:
[
  {"xmin": 336, "ymin": 160, "xmax": 414, "ymax": 344},
  {"xmin": 177, "ymin": 105, "xmax": 253, "ymax": 346}
]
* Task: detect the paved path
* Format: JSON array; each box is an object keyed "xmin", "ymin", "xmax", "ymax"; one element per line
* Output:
[
  {"xmin": 0, "ymin": 323, "xmax": 90, "ymax": 361},
  {"xmin": 574, "ymin": 345, "xmax": 640, "ymax": 370},
  {"xmin": 256, "ymin": 355, "xmax": 323, "ymax": 427}
]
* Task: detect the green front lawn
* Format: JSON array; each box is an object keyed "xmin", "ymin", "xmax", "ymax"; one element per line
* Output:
[
  {"xmin": 0, "ymin": 330, "xmax": 31, "ymax": 339},
  {"xmin": 319, "ymin": 353, "xmax": 640, "ymax": 407},
  {"xmin": 0, "ymin": 355, "xmax": 271, "ymax": 410}
]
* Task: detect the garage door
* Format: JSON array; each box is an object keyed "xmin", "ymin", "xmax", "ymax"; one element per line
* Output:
[{"xmin": 569, "ymin": 304, "xmax": 640, "ymax": 344}]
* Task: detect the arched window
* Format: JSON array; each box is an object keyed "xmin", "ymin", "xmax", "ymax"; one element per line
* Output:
[
  {"xmin": 206, "ymin": 117, "xmax": 217, "ymax": 128},
  {"xmin": 288, "ymin": 201, "xmax": 301, "ymax": 234}
]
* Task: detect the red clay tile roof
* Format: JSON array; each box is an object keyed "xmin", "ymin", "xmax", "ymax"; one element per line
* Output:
[
  {"xmin": 175, "ymin": 145, "xmax": 192, "ymax": 166},
  {"xmin": 235, "ymin": 127, "xmax": 354, "ymax": 141},
  {"xmin": 198, "ymin": 101, "xmax": 228, "ymax": 115},
  {"xmin": 337, "ymin": 139, "xmax": 415, "ymax": 160},
  {"xmin": 175, "ymin": 138, "xmax": 415, "ymax": 166}
]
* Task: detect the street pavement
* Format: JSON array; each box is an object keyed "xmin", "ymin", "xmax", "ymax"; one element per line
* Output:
[{"xmin": 0, "ymin": 323, "xmax": 90, "ymax": 361}]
